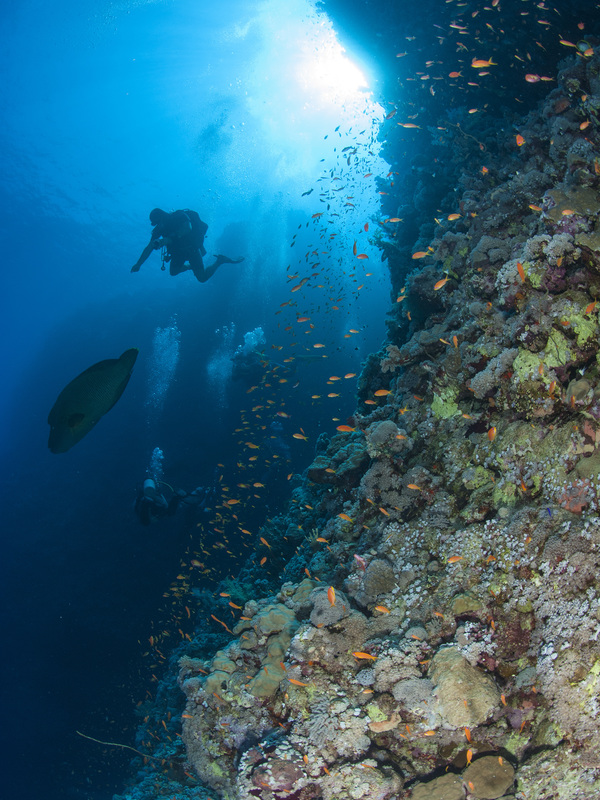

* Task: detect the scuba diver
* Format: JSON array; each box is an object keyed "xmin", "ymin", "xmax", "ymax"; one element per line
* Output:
[
  {"xmin": 130, "ymin": 208, "xmax": 244, "ymax": 283},
  {"xmin": 134, "ymin": 478, "xmax": 214, "ymax": 526}
]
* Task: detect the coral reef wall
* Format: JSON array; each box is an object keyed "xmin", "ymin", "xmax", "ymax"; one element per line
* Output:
[{"xmin": 116, "ymin": 29, "xmax": 600, "ymax": 800}]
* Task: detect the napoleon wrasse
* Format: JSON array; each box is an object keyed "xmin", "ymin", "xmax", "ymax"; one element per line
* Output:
[{"xmin": 48, "ymin": 348, "xmax": 139, "ymax": 454}]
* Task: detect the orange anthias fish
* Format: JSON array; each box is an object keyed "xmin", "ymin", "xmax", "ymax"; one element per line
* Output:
[
  {"xmin": 516, "ymin": 134, "xmax": 525, "ymax": 147},
  {"xmin": 336, "ymin": 425, "xmax": 356, "ymax": 432},
  {"xmin": 353, "ymin": 651, "xmax": 377, "ymax": 660},
  {"xmin": 338, "ymin": 513, "xmax": 353, "ymax": 522},
  {"xmin": 434, "ymin": 277, "xmax": 449, "ymax": 290},
  {"xmin": 374, "ymin": 389, "xmax": 391, "ymax": 396},
  {"xmin": 471, "ymin": 58, "xmax": 497, "ymax": 68},
  {"xmin": 327, "ymin": 586, "xmax": 336, "ymax": 606}
]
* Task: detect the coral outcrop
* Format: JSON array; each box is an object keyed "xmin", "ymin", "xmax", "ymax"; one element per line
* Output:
[{"xmin": 116, "ymin": 45, "xmax": 600, "ymax": 800}]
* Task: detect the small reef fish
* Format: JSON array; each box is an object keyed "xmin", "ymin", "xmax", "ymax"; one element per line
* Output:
[
  {"xmin": 211, "ymin": 614, "xmax": 233, "ymax": 634},
  {"xmin": 354, "ymin": 554, "xmax": 367, "ymax": 570},
  {"xmin": 353, "ymin": 652, "xmax": 377, "ymax": 660},
  {"xmin": 471, "ymin": 58, "xmax": 497, "ymax": 68},
  {"xmin": 327, "ymin": 586, "xmax": 336, "ymax": 606},
  {"xmin": 434, "ymin": 277, "xmax": 449, "ymax": 290}
]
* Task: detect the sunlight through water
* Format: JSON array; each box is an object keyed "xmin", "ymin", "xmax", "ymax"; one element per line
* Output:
[{"xmin": 295, "ymin": 23, "xmax": 370, "ymax": 111}]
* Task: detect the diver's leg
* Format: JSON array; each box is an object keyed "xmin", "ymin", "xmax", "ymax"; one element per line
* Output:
[
  {"xmin": 194, "ymin": 254, "xmax": 244, "ymax": 283},
  {"xmin": 169, "ymin": 253, "xmax": 187, "ymax": 276},
  {"xmin": 189, "ymin": 251, "xmax": 209, "ymax": 283}
]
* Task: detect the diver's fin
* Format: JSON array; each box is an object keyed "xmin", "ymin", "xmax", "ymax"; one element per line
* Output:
[{"xmin": 213, "ymin": 254, "xmax": 245, "ymax": 267}]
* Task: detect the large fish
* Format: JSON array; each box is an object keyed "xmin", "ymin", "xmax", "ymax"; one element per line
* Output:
[{"xmin": 48, "ymin": 348, "xmax": 139, "ymax": 453}]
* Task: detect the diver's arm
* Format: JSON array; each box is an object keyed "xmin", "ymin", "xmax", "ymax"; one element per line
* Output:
[{"xmin": 131, "ymin": 238, "xmax": 157, "ymax": 272}]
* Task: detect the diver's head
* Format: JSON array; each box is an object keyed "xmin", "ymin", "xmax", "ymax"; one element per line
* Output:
[
  {"xmin": 149, "ymin": 208, "xmax": 167, "ymax": 226},
  {"xmin": 143, "ymin": 478, "xmax": 158, "ymax": 499}
]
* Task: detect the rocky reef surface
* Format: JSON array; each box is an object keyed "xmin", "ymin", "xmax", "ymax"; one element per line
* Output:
[{"xmin": 115, "ymin": 49, "xmax": 600, "ymax": 800}]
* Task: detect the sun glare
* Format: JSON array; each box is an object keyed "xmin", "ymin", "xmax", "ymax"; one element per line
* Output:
[
  {"xmin": 295, "ymin": 24, "xmax": 374, "ymax": 111},
  {"xmin": 301, "ymin": 41, "xmax": 368, "ymax": 106}
]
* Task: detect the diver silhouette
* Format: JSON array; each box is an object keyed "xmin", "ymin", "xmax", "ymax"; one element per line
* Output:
[
  {"xmin": 134, "ymin": 478, "xmax": 213, "ymax": 525},
  {"xmin": 131, "ymin": 208, "xmax": 244, "ymax": 282}
]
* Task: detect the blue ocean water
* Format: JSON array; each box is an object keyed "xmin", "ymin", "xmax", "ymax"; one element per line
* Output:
[{"xmin": 0, "ymin": 1, "xmax": 390, "ymax": 797}]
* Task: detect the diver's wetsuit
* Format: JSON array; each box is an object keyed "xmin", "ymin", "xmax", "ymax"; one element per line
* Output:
[
  {"xmin": 132, "ymin": 208, "xmax": 243, "ymax": 281},
  {"xmin": 151, "ymin": 210, "xmax": 209, "ymax": 281}
]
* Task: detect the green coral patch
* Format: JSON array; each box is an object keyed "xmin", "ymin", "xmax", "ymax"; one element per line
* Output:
[{"xmin": 431, "ymin": 385, "xmax": 460, "ymax": 418}]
